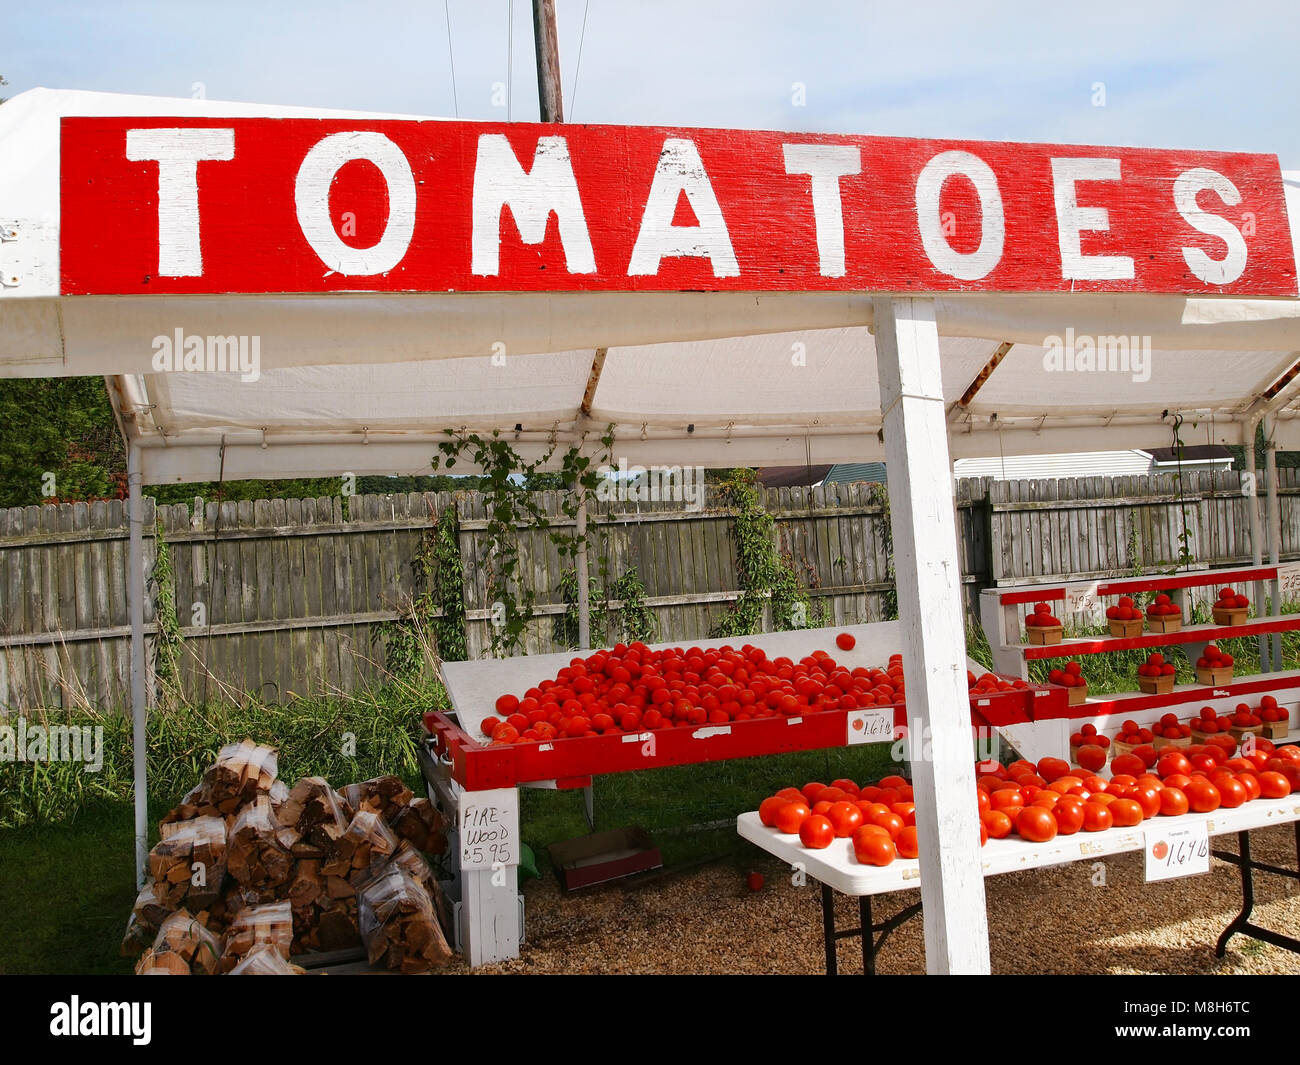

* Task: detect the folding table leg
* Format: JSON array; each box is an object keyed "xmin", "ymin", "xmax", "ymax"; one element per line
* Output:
[
  {"xmin": 860, "ymin": 896, "xmax": 875, "ymax": 976},
  {"xmin": 821, "ymin": 882, "xmax": 838, "ymax": 976},
  {"xmin": 1215, "ymin": 831, "xmax": 1254, "ymax": 958}
]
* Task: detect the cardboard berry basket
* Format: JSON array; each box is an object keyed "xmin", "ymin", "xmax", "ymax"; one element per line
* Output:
[
  {"xmin": 1138, "ymin": 674, "xmax": 1176, "ymax": 695},
  {"xmin": 1190, "ymin": 727, "xmax": 1222, "ymax": 745},
  {"xmin": 1026, "ymin": 624, "xmax": 1063, "ymax": 645},
  {"xmin": 1196, "ymin": 664, "xmax": 1234, "ymax": 686},
  {"xmin": 1261, "ymin": 720, "xmax": 1289, "ymax": 741},
  {"xmin": 1108, "ymin": 618, "xmax": 1144, "ymax": 638},
  {"xmin": 1067, "ymin": 683, "xmax": 1088, "ymax": 706},
  {"xmin": 1212, "ymin": 605, "xmax": 1248, "ymax": 626},
  {"xmin": 1110, "ymin": 737, "xmax": 1141, "ymax": 760},
  {"xmin": 1228, "ymin": 723, "xmax": 1263, "ymax": 743},
  {"xmin": 1146, "ymin": 614, "xmax": 1183, "ymax": 634},
  {"xmin": 1153, "ymin": 734, "xmax": 1192, "ymax": 751}
]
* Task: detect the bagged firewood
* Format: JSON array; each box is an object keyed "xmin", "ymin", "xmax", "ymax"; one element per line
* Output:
[
  {"xmin": 342, "ymin": 775, "xmax": 413, "ymax": 820},
  {"xmin": 358, "ymin": 865, "xmax": 453, "ymax": 973},
  {"xmin": 134, "ymin": 948, "xmax": 193, "ymax": 975},
  {"xmin": 122, "ymin": 882, "xmax": 173, "ymax": 956},
  {"xmin": 323, "ymin": 808, "xmax": 398, "ymax": 886},
  {"xmin": 392, "ymin": 841, "xmax": 451, "ymax": 932},
  {"xmin": 148, "ymin": 815, "xmax": 227, "ymax": 912},
  {"xmin": 314, "ymin": 896, "xmax": 362, "ymax": 952},
  {"xmin": 136, "ymin": 909, "xmax": 221, "ymax": 975},
  {"xmin": 160, "ymin": 781, "xmax": 218, "ymax": 826},
  {"xmin": 206, "ymin": 738, "xmax": 278, "ymax": 810},
  {"xmin": 276, "ymin": 777, "xmax": 352, "ymax": 856},
  {"xmin": 228, "ymin": 943, "xmax": 305, "ymax": 975},
  {"xmin": 390, "ymin": 797, "xmax": 447, "ymax": 855},
  {"xmin": 219, "ymin": 899, "xmax": 294, "ymax": 973},
  {"xmin": 226, "ymin": 796, "xmax": 297, "ymax": 895}
]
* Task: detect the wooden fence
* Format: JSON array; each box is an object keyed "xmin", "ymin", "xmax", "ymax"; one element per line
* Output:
[{"xmin": 1, "ymin": 469, "xmax": 1295, "ymax": 712}]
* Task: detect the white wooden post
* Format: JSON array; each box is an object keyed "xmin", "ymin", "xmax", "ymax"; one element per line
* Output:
[{"xmin": 873, "ymin": 296, "xmax": 991, "ymax": 974}]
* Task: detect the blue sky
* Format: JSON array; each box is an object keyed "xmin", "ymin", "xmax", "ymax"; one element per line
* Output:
[{"xmin": 4, "ymin": 1, "xmax": 1300, "ymax": 158}]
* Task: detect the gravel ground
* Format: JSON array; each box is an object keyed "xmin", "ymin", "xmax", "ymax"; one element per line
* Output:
[{"xmin": 446, "ymin": 824, "xmax": 1300, "ymax": 975}]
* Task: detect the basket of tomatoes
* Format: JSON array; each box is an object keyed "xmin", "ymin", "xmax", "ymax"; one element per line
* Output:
[
  {"xmin": 1260, "ymin": 696, "xmax": 1290, "ymax": 740},
  {"xmin": 1146, "ymin": 593, "xmax": 1182, "ymax": 633},
  {"xmin": 1212, "ymin": 586, "xmax": 1250, "ymax": 626},
  {"xmin": 1024, "ymin": 602, "xmax": 1063, "ymax": 645},
  {"xmin": 1105, "ymin": 596, "xmax": 1144, "ymax": 638},
  {"xmin": 1195, "ymin": 644, "xmax": 1234, "ymax": 686},
  {"xmin": 1049, "ymin": 660, "xmax": 1088, "ymax": 705},
  {"xmin": 1137, "ymin": 652, "xmax": 1177, "ymax": 694},
  {"xmin": 1151, "ymin": 711, "xmax": 1192, "ymax": 750}
]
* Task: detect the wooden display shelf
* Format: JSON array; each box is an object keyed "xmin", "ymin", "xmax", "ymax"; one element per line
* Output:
[
  {"xmin": 1034, "ymin": 669, "xmax": 1300, "ymax": 721},
  {"xmin": 1022, "ymin": 612, "xmax": 1300, "ymax": 660},
  {"xmin": 996, "ymin": 565, "xmax": 1279, "ymax": 606}
]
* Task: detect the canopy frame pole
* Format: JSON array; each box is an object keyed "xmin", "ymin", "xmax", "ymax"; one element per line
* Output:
[
  {"xmin": 873, "ymin": 295, "xmax": 991, "ymax": 974},
  {"xmin": 1245, "ymin": 418, "xmax": 1268, "ymax": 669},
  {"xmin": 1264, "ymin": 416, "xmax": 1283, "ymax": 669},
  {"xmin": 128, "ymin": 442, "xmax": 149, "ymax": 888}
]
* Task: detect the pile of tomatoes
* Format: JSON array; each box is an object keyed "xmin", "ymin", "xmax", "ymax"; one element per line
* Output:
[
  {"xmin": 1115, "ymin": 719, "xmax": 1156, "ymax": 745},
  {"xmin": 1025, "ymin": 602, "xmax": 1062, "ymax": 629},
  {"xmin": 1137, "ymin": 652, "xmax": 1177, "ymax": 680},
  {"xmin": 1105, "ymin": 595, "xmax": 1142, "ymax": 623},
  {"xmin": 1048, "ymin": 661, "xmax": 1086, "ymax": 689},
  {"xmin": 1217, "ymin": 586, "xmax": 1250, "ymax": 611},
  {"xmin": 1197, "ymin": 644, "xmax": 1234, "ymax": 672},
  {"xmin": 1146, "ymin": 593, "xmax": 1181, "ymax": 620},
  {"xmin": 1153, "ymin": 712, "xmax": 1193, "ymax": 741},
  {"xmin": 480, "ymin": 640, "xmax": 906, "ymax": 746},
  {"xmin": 757, "ymin": 742, "xmax": 1300, "ymax": 868}
]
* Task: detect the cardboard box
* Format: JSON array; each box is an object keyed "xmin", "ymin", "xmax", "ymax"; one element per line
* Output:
[
  {"xmin": 548, "ymin": 827, "xmax": 663, "ymax": 892},
  {"xmin": 1108, "ymin": 618, "xmax": 1144, "ymax": 638},
  {"xmin": 1212, "ymin": 606, "xmax": 1248, "ymax": 627},
  {"xmin": 1147, "ymin": 614, "xmax": 1183, "ymax": 634},
  {"xmin": 1262, "ymin": 720, "xmax": 1290, "ymax": 740},
  {"xmin": 1026, "ymin": 624, "xmax": 1063, "ymax": 645},
  {"xmin": 1067, "ymin": 683, "xmax": 1088, "ymax": 706},
  {"xmin": 1138, "ymin": 674, "xmax": 1176, "ymax": 695},
  {"xmin": 1196, "ymin": 665, "xmax": 1234, "ymax": 686}
]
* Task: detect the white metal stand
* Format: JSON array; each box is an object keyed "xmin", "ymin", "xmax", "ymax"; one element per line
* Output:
[
  {"xmin": 872, "ymin": 295, "xmax": 991, "ymax": 974},
  {"xmin": 128, "ymin": 443, "xmax": 149, "ymax": 888}
]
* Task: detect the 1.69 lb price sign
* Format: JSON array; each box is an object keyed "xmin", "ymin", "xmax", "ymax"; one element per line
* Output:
[{"xmin": 1144, "ymin": 823, "xmax": 1211, "ymax": 882}]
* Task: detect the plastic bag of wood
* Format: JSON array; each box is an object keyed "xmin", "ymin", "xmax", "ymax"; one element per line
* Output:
[
  {"xmin": 134, "ymin": 948, "xmax": 193, "ymax": 975},
  {"xmin": 205, "ymin": 738, "xmax": 279, "ymax": 811},
  {"xmin": 228, "ymin": 943, "xmax": 305, "ymax": 975},
  {"xmin": 160, "ymin": 781, "xmax": 217, "ymax": 826},
  {"xmin": 391, "ymin": 841, "xmax": 451, "ymax": 933},
  {"xmin": 148, "ymin": 815, "xmax": 227, "ymax": 912},
  {"xmin": 276, "ymin": 777, "xmax": 352, "ymax": 857},
  {"xmin": 122, "ymin": 882, "xmax": 173, "ymax": 956},
  {"xmin": 390, "ymin": 797, "xmax": 447, "ymax": 855},
  {"xmin": 137, "ymin": 910, "xmax": 221, "ymax": 975},
  {"xmin": 358, "ymin": 865, "xmax": 453, "ymax": 973},
  {"xmin": 226, "ymin": 796, "xmax": 297, "ymax": 895},
  {"xmin": 323, "ymin": 808, "xmax": 398, "ymax": 886},
  {"xmin": 342, "ymin": 775, "xmax": 413, "ymax": 820},
  {"xmin": 219, "ymin": 899, "xmax": 294, "ymax": 973}
]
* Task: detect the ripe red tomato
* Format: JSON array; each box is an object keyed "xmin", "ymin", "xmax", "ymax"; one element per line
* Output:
[
  {"xmin": 1015, "ymin": 806, "xmax": 1058, "ymax": 843},
  {"xmin": 1157, "ymin": 751, "xmax": 1192, "ymax": 779},
  {"xmin": 982, "ymin": 810, "xmax": 1013, "ymax": 839},
  {"xmin": 827, "ymin": 801, "xmax": 864, "ymax": 838},
  {"xmin": 759, "ymin": 796, "xmax": 787, "ymax": 827},
  {"xmin": 1108, "ymin": 798, "xmax": 1145, "ymax": 827},
  {"xmin": 836, "ymin": 632, "xmax": 856, "ymax": 651},
  {"xmin": 853, "ymin": 830, "xmax": 897, "ymax": 866},
  {"xmin": 1132, "ymin": 785, "xmax": 1162, "ymax": 819},
  {"xmin": 1216, "ymin": 775, "xmax": 1248, "ymax": 809},
  {"xmin": 989, "ymin": 787, "xmax": 1025, "ymax": 812},
  {"xmin": 1052, "ymin": 798, "xmax": 1085, "ymax": 835},
  {"xmin": 1076, "ymin": 745, "xmax": 1108, "ymax": 772},
  {"xmin": 870, "ymin": 811, "xmax": 905, "ymax": 841},
  {"xmin": 775, "ymin": 801, "xmax": 812, "ymax": 834},
  {"xmin": 1082, "ymin": 802, "xmax": 1113, "ymax": 832},
  {"xmin": 895, "ymin": 825, "xmax": 920, "ymax": 859},
  {"xmin": 1158, "ymin": 787, "xmax": 1189, "ymax": 816},
  {"xmin": 1258, "ymin": 771, "xmax": 1292, "ymax": 799},
  {"xmin": 799, "ymin": 814, "xmax": 835, "ymax": 849},
  {"xmin": 1037, "ymin": 757, "xmax": 1072, "ymax": 783},
  {"xmin": 1184, "ymin": 778, "xmax": 1222, "ymax": 813},
  {"xmin": 1110, "ymin": 754, "xmax": 1146, "ymax": 778}
]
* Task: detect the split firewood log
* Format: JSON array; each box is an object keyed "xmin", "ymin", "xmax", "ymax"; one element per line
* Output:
[
  {"xmin": 134, "ymin": 948, "xmax": 193, "ymax": 974},
  {"xmin": 342, "ymin": 775, "xmax": 413, "ymax": 820},
  {"xmin": 148, "ymin": 815, "xmax": 227, "ymax": 912},
  {"xmin": 390, "ymin": 797, "xmax": 447, "ymax": 855},
  {"xmin": 391, "ymin": 841, "xmax": 451, "ymax": 933},
  {"xmin": 218, "ymin": 899, "xmax": 294, "ymax": 973},
  {"xmin": 323, "ymin": 808, "xmax": 398, "ymax": 886},
  {"xmin": 358, "ymin": 865, "xmax": 453, "ymax": 973},
  {"xmin": 226, "ymin": 796, "xmax": 298, "ymax": 897},
  {"xmin": 136, "ymin": 909, "xmax": 221, "ymax": 975},
  {"xmin": 122, "ymin": 882, "xmax": 174, "ymax": 956},
  {"xmin": 159, "ymin": 739, "xmax": 279, "ymax": 825},
  {"xmin": 276, "ymin": 777, "xmax": 352, "ymax": 858}
]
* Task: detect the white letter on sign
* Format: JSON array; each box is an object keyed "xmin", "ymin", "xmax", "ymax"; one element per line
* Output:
[
  {"xmin": 471, "ymin": 134, "xmax": 596, "ymax": 275},
  {"xmin": 782, "ymin": 144, "xmax": 860, "ymax": 277},
  {"xmin": 629, "ymin": 139, "xmax": 739, "ymax": 277},
  {"xmin": 1051, "ymin": 157, "xmax": 1134, "ymax": 280},
  {"xmin": 915, "ymin": 150, "xmax": 1005, "ymax": 280},
  {"xmin": 1174, "ymin": 167, "xmax": 1247, "ymax": 285},
  {"xmin": 125, "ymin": 128, "xmax": 235, "ymax": 277},
  {"xmin": 295, "ymin": 132, "xmax": 416, "ymax": 275}
]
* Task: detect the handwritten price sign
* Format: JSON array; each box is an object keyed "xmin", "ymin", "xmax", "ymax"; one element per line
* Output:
[
  {"xmin": 1144, "ymin": 823, "xmax": 1211, "ymax": 882},
  {"xmin": 458, "ymin": 787, "xmax": 519, "ymax": 870},
  {"xmin": 1278, "ymin": 563, "xmax": 1300, "ymax": 603},
  {"xmin": 1064, "ymin": 581, "xmax": 1101, "ymax": 615},
  {"xmin": 847, "ymin": 707, "xmax": 896, "ymax": 746}
]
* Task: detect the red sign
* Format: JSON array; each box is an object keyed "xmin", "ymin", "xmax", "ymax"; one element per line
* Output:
[{"xmin": 59, "ymin": 118, "xmax": 1296, "ymax": 296}]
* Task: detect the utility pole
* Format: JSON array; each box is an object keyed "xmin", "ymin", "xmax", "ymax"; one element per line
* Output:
[{"xmin": 532, "ymin": 0, "xmax": 564, "ymax": 122}]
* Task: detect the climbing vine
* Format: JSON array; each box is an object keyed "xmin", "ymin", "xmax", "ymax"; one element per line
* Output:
[
  {"xmin": 868, "ymin": 482, "xmax": 899, "ymax": 621},
  {"xmin": 710, "ymin": 469, "xmax": 816, "ymax": 637},
  {"xmin": 1164, "ymin": 410, "xmax": 1196, "ymax": 571},
  {"xmin": 152, "ymin": 517, "xmax": 184, "ymax": 693},
  {"xmin": 381, "ymin": 505, "xmax": 467, "ymax": 681},
  {"xmin": 431, "ymin": 425, "xmax": 616, "ymax": 657},
  {"xmin": 555, "ymin": 567, "xmax": 609, "ymax": 649},
  {"xmin": 611, "ymin": 566, "xmax": 658, "ymax": 645}
]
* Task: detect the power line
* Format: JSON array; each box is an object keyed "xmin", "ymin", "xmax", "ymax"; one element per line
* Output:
[
  {"xmin": 443, "ymin": 0, "xmax": 459, "ymax": 118},
  {"xmin": 569, "ymin": 0, "xmax": 591, "ymax": 121},
  {"xmin": 507, "ymin": 0, "xmax": 514, "ymax": 122}
]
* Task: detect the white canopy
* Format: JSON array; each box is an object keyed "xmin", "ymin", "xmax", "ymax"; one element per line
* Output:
[{"xmin": 3, "ymin": 89, "xmax": 1300, "ymax": 482}]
